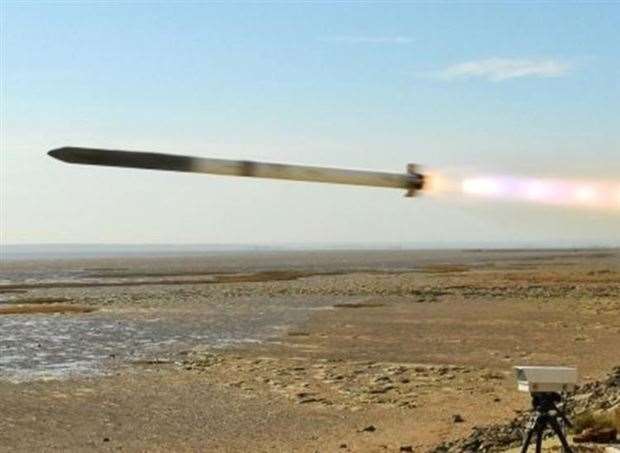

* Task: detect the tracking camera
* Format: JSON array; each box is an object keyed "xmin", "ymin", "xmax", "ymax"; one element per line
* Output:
[{"xmin": 514, "ymin": 366, "xmax": 577, "ymax": 393}]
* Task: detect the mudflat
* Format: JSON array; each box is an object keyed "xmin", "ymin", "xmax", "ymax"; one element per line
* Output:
[{"xmin": 1, "ymin": 249, "xmax": 619, "ymax": 452}]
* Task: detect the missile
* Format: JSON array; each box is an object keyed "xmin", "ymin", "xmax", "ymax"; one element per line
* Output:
[{"xmin": 48, "ymin": 147, "xmax": 426, "ymax": 196}]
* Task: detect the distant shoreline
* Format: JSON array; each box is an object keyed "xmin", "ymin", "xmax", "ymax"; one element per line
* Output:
[{"xmin": 2, "ymin": 243, "xmax": 617, "ymax": 262}]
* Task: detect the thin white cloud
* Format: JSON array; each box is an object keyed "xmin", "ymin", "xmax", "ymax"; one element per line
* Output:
[
  {"xmin": 438, "ymin": 58, "xmax": 572, "ymax": 82},
  {"xmin": 320, "ymin": 36, "xmax": 413, "ymax": 44}
]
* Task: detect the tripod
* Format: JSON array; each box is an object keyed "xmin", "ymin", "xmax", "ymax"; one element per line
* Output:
[{"xmin": 520, "ymin": 392, "xmax": 573, "ymax": 453}]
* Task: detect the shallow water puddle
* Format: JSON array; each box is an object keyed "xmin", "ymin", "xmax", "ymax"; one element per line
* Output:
[{"xmin": 0, "ymin": 297, "xmax": 335, "ymax": 382}]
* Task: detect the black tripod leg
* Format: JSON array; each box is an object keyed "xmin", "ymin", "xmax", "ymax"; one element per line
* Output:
[
  {"xmin": 535, "ymin": 428, "xmax": 543, "ymax": 453},
  {"xmin": 520, "ymin": 426, "xmax": 535, "ymax": 453},
  {"xmin": 548, "ymin": 417, "xmax": 573, "ymax": 453}
]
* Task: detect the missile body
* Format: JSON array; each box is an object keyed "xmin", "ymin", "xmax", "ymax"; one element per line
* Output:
[{"xmin": 48, "ymin": 147, "xmax": 425, "ymax": 196}]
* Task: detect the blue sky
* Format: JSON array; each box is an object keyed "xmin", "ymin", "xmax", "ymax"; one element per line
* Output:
[{"xmin": 2, "ymin": 2, "xmax": 619, "ymax": 246}]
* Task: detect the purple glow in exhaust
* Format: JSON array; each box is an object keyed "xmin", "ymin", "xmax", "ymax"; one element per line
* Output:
[{"xmin": 461, "ymin": 176, "xmax": 620, "ymax": 209}]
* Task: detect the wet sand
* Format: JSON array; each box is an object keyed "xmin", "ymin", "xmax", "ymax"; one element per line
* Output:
[{"xmin": 1, "ymin": 249, "xmax": 619, "ymax": 451}]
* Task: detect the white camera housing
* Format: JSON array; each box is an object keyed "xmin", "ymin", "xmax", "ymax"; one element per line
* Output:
[{"xmin": 514, "ymin": 366, "xmax": 577, "ymax": 393}]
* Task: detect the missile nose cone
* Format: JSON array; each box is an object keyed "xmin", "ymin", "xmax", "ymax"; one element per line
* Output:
[
  {"xmin": 47, "ymin": 147, "xmax": 91, "ymax": 164},
  {"xmin": 48, "ymin": 147, "xmax": 70, "ymax": 161},
  {"xmin": 48, "ymin": 148, "xmax": 60, "ymax": 158}
]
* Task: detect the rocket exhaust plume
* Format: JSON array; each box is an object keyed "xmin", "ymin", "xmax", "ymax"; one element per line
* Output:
[{"xmin": 458, "ymin": 175, "xmax": 620, "ymax": 210}]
